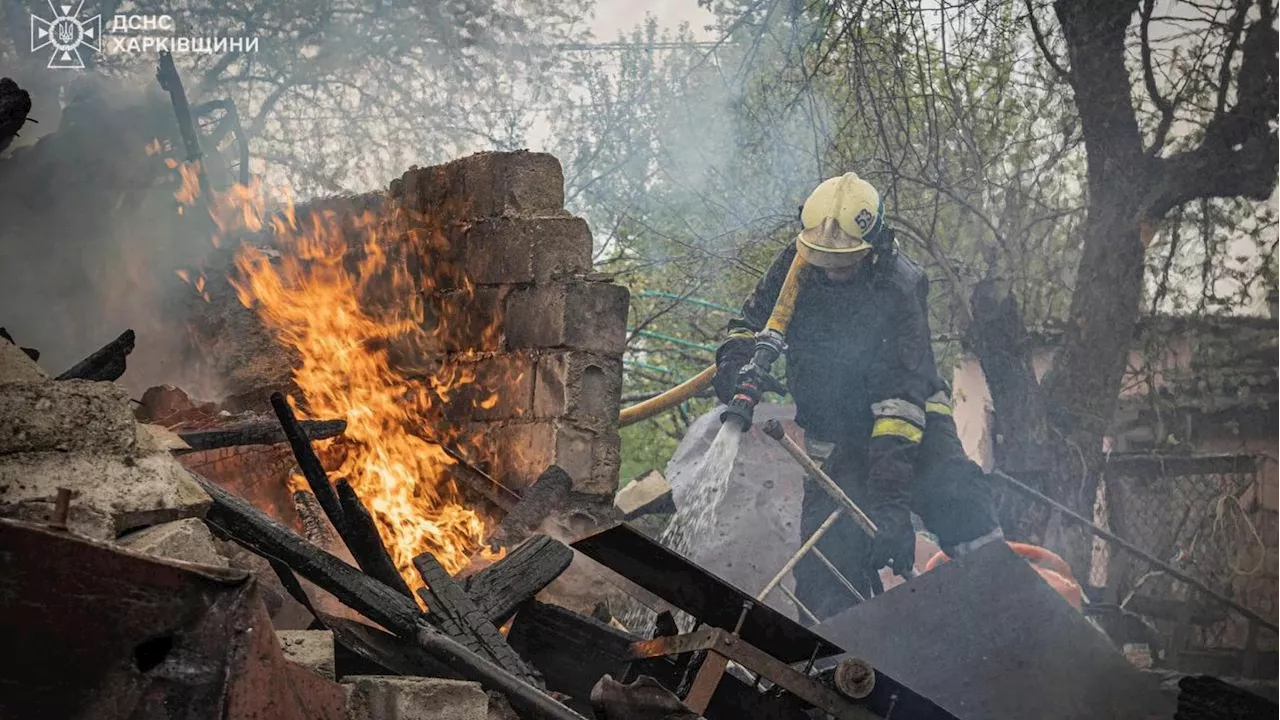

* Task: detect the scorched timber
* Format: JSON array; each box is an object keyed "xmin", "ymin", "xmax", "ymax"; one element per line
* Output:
[
  {"xmin": 486, "ymin": 465, "xmax": 573, "ymax": 548},
  {"xmin": 175, "ymin": 418, "xmax": 347, "ymax": 453},
  {"xmin": 413, "ymin": 551, "xmax": 541, "ymax": 686},
  {"xmin": 55, "ymin": 329, "xmax": 135, "ymax": 382},
  {"xmin": 464, "ymin": 534, "xmax": 574, "ymax": 626},
  {"xmin": 193, "ymin": 469, "xmax": 420, "ymax": 633},
  {"xmin": 335, "ymin": 478, "xmax": 414, "ymax": 599},
  {"xmin": 270, "ymin": 392, "xmax": 345, "ymax": 530},
  {"xmin": 188, "ymin": 471, "xmax": 588, "ymax": 720}
]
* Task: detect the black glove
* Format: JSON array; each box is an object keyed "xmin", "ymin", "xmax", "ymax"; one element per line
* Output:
[
  {"xmin": 713, "ymin": 336, "xmax": 754, "ymax": 404},
  {"xmin": 867, "ymin": 505, "xmax": 916, "ymax": 578}
]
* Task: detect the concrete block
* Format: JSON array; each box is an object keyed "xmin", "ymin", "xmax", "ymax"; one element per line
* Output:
[
  {"xmin": 344, "ymin": 676, "xmax": 488, "ymax": 720},
  {"xmin": 503, "ymin": 281, "xmax": 629, "ymax": 355},
  {"xmin": 392, "ymin": 151, "xmax": 566, "ymax": 219},
  {"xmin": 0, "ymin": 379, "xmax": 138, "ymax": 455},
  {"xmin": 117, "ymin": 517, "xmax": 229, "ymax": 567},
  {"xmin": 0, "ymin": 452, "xmax": 211, "ymax": 539},
  {"xmin": 488, "ymin": 421, "xmax": 619, "ymax": 494},
  {"xmin": 431, "ymin": 286, "xmax": 508, "ymax": 353},
  {"xmin": 279, "ymin": 630, "xmax": 336, "ymax": 680},
  {"xmin": 452, "ymin": 216, "xmax": 592, "ymax": 286},
  {"xmin": 0, "ymin": 342, "xmax": 48, "ymax": 383},
  {"xmin": 532, "ymin": 351, "xmax": 622, "ymax": 430},
  {"xmin": 443, "ymin": 353, "xmax": 534, "ymax": 422},
  {"xmin": 615, "ymin": 470, "xmax": 674, "ymax": 518}
]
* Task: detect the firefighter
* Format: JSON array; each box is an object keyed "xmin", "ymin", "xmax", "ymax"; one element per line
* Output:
[{"xmin": 715, "ymin": 172, "xmax": 1003, "ymax": 621}]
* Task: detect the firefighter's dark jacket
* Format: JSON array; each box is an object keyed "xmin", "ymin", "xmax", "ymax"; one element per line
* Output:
[{"xmin": 726, "ymin": 240, "xmax": 938, "ymax": 504}]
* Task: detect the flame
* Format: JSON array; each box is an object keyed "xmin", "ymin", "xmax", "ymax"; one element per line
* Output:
[{"xmin": 181, "ymin": 170, "xmax": 512, "ymax": 585}]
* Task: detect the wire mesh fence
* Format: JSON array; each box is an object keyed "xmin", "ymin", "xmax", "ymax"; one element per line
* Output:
[{"xmin": 1095, "ymin": 454, "xmax": 1275, "ymax": 672}]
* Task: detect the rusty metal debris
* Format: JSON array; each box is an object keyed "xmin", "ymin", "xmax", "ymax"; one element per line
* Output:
[{"xmin": 0, "ymin": 517, "xmax": 346, "ymax": 720}]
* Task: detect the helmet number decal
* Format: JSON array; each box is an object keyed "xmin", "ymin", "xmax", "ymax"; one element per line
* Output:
[{"xmin": 854, "ymin": 208, "xmax": 875, "ymax": 234}]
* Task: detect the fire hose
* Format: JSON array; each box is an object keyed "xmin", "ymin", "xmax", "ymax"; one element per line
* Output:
[{"xmin": 618, "ymin": 248, "xmax": 807, "ymax": 428}]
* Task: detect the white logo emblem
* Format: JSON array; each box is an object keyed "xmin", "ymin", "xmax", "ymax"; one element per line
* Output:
[{"xmin": 31, "ymin": 1, "xmax": 101, "ymax": 70}]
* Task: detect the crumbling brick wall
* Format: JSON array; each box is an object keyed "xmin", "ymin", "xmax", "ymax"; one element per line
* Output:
[
  {"xmin": 389, "ymin": 151, "xmax": 628, "ymax": 498},
  {"xmin": 183, "ymin": 151, "xmax": 628, "ymax": 513}
]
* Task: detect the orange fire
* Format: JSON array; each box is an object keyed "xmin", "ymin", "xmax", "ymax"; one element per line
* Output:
[{"xmin": 178, "ymin": 161, "xmax": 513, "ymax": 584}]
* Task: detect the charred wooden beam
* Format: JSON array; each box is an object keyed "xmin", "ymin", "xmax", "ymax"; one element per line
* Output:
[
  {"xmin": 189, "ymin": 471, "xmax": 586, "ymax": 720},
  {"xmin": 486, "ymin": 465, "xmax": 573, "ymax": 548},
  {"xmin": 319, "ymin": 612, "xmax": 459, "ymax": 680},
  {"xmin": 176, "ymin": 418, "xmax": 347, "ymax": 453},
  {"xmin": 56, "ymin": 329, "xmax": 135, "ymax": 382},
  {"xmin": 271, "ymin": 392, "xmax": 344, "ymax": 530},
  {"xmin": 412, "ymin": 551, "xmax": 540, "ymax": 686},
  {"xmin": 335, "ymin": 478, "xmax": 414, "ymax": 599},
  {"xmin": 192, "ymin": 470, "xmax": 420, "ymax": 633},
  {"xmin": 464, "ymin": 534, "xmax": 574, "ymax": 626},
  {"xmin": 439, "ymin": 442, "xmax": 521, "ymax": 513}
]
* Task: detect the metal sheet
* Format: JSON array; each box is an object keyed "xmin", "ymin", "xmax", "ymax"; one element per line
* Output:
[
  {"xmin": 815, "ymin": 542, "xmax": 1176, "ymax": 720},
  {"xmin": 572, "ymin": 523, "xmax": 841, "ymax": 663},
  {"xmin": 0, "ymin": 518, "xmax": 346, "ymax": 720}
]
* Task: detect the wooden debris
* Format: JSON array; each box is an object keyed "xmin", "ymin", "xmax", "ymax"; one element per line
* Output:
[
  {"xmin": 335, "ymin": 478, "xmax": 414, "ymax": 599},
  {"xmin": 412, "ymin": 551, "xmax": 540, "ymax": 686},
  {"xmin": 270, "ymin": 392, "xmax": 344, "ymax": 530},
  {"xmin": 56, "ymin": 329, "xmax": 135, "ymax": 381},
  {"xmin": 189, "ymin": 468, "xmax": 586, "ymax": 720},
  {"xmin": 463, "ymin": 534, "xmax": 574, "ymax": 626},
  {"xmin": 176, "ymin": 418, "xmax": 347, "ymax": 453},
  {"xmin": 192, "ymin": 470, "xmax": 421, "ymax": 634},
  {"xmin": 487, "ymin": 465, "xmax": 573, "ymax": 548}
]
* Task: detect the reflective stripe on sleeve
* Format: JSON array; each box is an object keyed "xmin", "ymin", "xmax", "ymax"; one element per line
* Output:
[
  {"xmin": 871, "ymin": 417, "xmax": 923, "ymax": 443},
  {"xmin": 871, "ymin": 398, "xmax": 926, "ymax": 428},
  {"xmin": 925, "ymin": 390, "xmax": 953, "ymax": 416}
]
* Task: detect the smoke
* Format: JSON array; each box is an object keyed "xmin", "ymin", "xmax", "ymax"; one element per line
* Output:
[{"xmin": 0, "ymin": 73, "xmax": 225, "ymax": 397}]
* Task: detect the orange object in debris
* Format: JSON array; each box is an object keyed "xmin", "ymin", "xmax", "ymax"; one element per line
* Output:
[{"xmin": 925, "ymin": 542, "xmax": 1084, "ymax": 611}]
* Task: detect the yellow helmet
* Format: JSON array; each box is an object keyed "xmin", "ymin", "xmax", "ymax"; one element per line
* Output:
[{"xmin": 797, "ymin": 172, "xmax": 885, "ymax": 268}]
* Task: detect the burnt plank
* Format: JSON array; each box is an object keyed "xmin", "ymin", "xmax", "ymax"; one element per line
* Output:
[
  {"xmin": 56, "ymin": 329, "xmax": 134, "ymax": 381},
  {"xmin": 413, "ymin": 551, "xmax": 539, "ymax": 685},
  {"xmin": 487, "ymin": 465, "xmax": 573, "ymax": 547},
  {"xmin": 464, "ymin": 534, "xmax": 574, "ymax": 626},
  {"xmin": 191, "ymin": 470, "xmax": 421, "ymax": 634},
  {"xmin": 271, "ymin": 392, "xmax": 345, "ymax": 530},
  {"xmin": 176, "ymin": 418, "xmax": 347, "ymax": 452},
  {"xmin": 335, "ymin": 479, "xmax": 414, "ymax": 599}
]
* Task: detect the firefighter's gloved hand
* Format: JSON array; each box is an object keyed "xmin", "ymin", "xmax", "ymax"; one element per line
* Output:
[
  {"xmin": 713, "ymin": 336, "xmax": 754, "ymax": 404},
  {"xmin": 868, "ymin": 506, "xmax": 916, "ymax": 578}
]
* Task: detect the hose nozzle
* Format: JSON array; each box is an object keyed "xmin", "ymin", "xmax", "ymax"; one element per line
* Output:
[{"xmin": 719, "ymin": 330, "xmax": 787, "ymax": 431}]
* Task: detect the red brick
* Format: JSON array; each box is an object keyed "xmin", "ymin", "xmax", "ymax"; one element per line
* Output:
[
  {"xmin": 391, "ymin": 151, "xmax": 565, "ymax": 218},
  {"xmin": 503, "ymin": 281, "xmax": 629, "ymax": 354}
]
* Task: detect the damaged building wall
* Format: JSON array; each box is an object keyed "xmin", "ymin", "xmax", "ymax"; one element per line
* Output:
[
  {"xmin": 388, "ymin": 151, "xmax": 628, "ymax": 498},
  {"xmin": 952, "ymin": 316, "xmax": 1279, "ymax": 674},
  {"xmin": 176, "ymin": 151, "xmax": 627, "ymax": 531}
]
